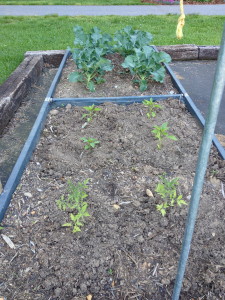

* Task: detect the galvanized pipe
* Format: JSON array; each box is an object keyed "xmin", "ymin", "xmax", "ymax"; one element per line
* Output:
[{"xmin": 172, "ymin": 23, "xmax": 225, "ymax": 300}]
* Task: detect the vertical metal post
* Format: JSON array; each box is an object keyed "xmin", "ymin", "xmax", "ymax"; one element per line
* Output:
[{"xmin": 172, "ymin": 23, "xmax": 225, "ymax": 300}]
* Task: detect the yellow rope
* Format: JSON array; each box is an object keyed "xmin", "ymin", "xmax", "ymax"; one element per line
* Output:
[{"xmin": 176, "ymin": 0, "xmax": 185, "ymax": 39}]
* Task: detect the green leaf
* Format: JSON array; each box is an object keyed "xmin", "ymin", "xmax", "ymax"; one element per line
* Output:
[
  {"xmin": 151, "ymin": 68, "xmax": 165, "ymax": 83},
  {"xmin": 83, "ymin": 212, "xmax": 91, "ymax": 217},
  {"xmin": 70, "ymin": 213, "xmax": 80, "ymax": 222},
  {"xmin": 73, "ymin": 25, "xmax": 87, "ymax": 46},
  {"xmin": 142, "ymin": 45, "xmax": 153, "ymax": 58},
  {"xmin": 139, "ymin": 80, "xmax": 148, "ymax": 92},
  {"xmin": 87, "ymin": 81, "xmax": 95, "ymax": 92},
  {"xmin": 82, "ymin": 113, "xmax": 88, "ymax": 119},
  {"xmin": 177, "ymin": 199, "xmax": 187, "ymax": 206},
  {"xmin": 81, "ymin": 203, "xmax": 88, "ymax": 213},
  {"xmin": 122, "ymin": 55, "xmax": 135, "ymax": 69},
  {"xmin": 155, "ymin": 183, "xmax": 165, "ymax": 194},
  {"xmin": 95, "ymin": 76, "xmax": 105, "ymax": 84},
  {"xmin": 69, "ymin": 71, "xmax": 83, "ymax": 83},
  {"xmin": 62, "ymin": 223, "xmax": 72, "ymax": 227},
  {"xmin": 155, "ymin": 51, "xmax": 172, "ymax": 64},
  {"xmin": 161, "ymin": 122, "xmax": 168, "ymax": 130},
  {"xmin": 168, "ymin": 135, "xmax": 178, "ymax": 141},
  {"xmin": 73, "ymin": 226, "xmax": 81, "ymax": 233},
  {"xmin": 91, "ymin": 31, "xmax": 102, "ymax": 44},
  {"xmin": 76, "ymin": 221, "xmax": 84, "ymax": 227},
  {"xmin": 160, "ymin": 209, "xmax": 166, "ymax": 216}
]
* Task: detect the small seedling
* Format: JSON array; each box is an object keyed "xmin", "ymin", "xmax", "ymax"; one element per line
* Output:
[
  {"xmin": 82, "ymin": 104, "xmax": 101, "ymax": 123},
  {"xmin": 151, "ymin": 122, "xmax": 177, "ymax": 149},
  {"xmin": 210, "ymin": 169, "xmax": 219, "ymax": 177},
  {"xmin": 81, "ymin": 137, "xmax": 100, "ymax": 150},
  {"xmin": 142, "ymin": 99, "xmax": 161, "ymax": 118},
  {"xmin": 108, "ymin": 268, "xmax": 113, "ymax": 275},
  {"xmin": 155, "ymin": 174, "xmax": 187, "ymax": 216},
  {"xmin": 57, "ymin": 180, "xmax": 91, "ymax": 233}
]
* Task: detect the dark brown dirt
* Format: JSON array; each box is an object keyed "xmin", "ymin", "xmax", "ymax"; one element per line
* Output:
[
  {"xmin": 0, "ymin": 97, "xmax": 225, "ymax": 299},
  {"xmin": 54, "ymin": 54, "xmax": 177, "ymax": 98}
]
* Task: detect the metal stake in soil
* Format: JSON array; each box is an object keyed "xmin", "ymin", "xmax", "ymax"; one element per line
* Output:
[{"xmin": 172, "ymin": 23, "xmax": 225, "ymax": 300}]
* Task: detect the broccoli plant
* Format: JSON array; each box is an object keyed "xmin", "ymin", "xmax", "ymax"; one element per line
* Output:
[
  {"xmin": 69, "ymin": 47, "xmax": 113, "ymax": 92},
  {"xmin": 122, "ymin": 46, "xmax": 171, "ymax": 91},
  {"xmin": 114, "ymin": 26, "xmax": 153, "ymax": 56},
  {"xmin": 73, "ymin": 25, "xmax": 113, "ymax": 55}
]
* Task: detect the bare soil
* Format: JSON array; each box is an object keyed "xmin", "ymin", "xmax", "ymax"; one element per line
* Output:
[
  {"xmin": 54, "ymin": 54, "xmax": 177, "ymax": 98},
  {"xmin": 0, "ymin": 55, "xmax": 225, "ymax": 300},
  {"xmin": 1, "ymin": 100, "xmax": 225, "ymax": 300}
]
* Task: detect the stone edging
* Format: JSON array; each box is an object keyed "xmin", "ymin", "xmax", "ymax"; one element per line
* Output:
[
  {"xmin": 157, "ymin": 44, "xmax": 219, "ymax": 60},
  {"xmin": 0, "ymin": 45, "xmax": 219, "ymax": 134}
]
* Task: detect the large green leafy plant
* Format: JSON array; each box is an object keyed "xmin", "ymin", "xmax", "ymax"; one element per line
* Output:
[
  {"xmin": 69, "ymin": 26, "xmax": 171, "ymax": 92},
  {"xmin": 122, "ymin": 46, "xmax": 171, "ymax": 91},
  {"xmin": 73, "ymin": 25, "xmax": 113, "ymax": 55},
  {"xmin": 114, "ymin": 25, "xmax": 153, "ymax": 56},
  {"xmin": 69, "ymin": 47, "xmax": 113, "ymax": 92}
]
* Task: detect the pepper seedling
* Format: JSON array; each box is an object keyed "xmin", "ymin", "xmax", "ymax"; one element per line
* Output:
[
  {"xmin": 155, "ymin": 174, "xmax": 187, "ymax": 216},
  {"xmin": 81, "ymin": 137, "xmax": 100, "ymax": 150},
  {"xmin": 151, "ymin": 122, "xmax": 177, "ymax": 149},
  {"xmin": 56, "ymin": 180, "xmax": 91, "ymax": 233},
  {"xmin": 82, "ymin": 104, "xmax": 102, "ymax": 123},
  {"xmin": 142, "ymin": 98, "xmax": 162, "ymax": 118}
]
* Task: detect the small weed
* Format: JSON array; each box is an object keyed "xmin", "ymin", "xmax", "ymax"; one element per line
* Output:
[
  {"xmin": 0, "ymin": 225, "xmax": 4, "ymax": 230},
  {"xmin": 151, "ymin": 122, "xmax": 177, "ymax": 149},
  {"xmin": 108, "ymin": 268, "xmax": 113, "ymax": 275},
  {"xmin": 82, "ymin": 104, "xmax": 101, "ymax": 124},
  {"xmin": 142, "ymin": 98, "xmax": 161, "ymax": 118},
  {"xmin": 81, "ymin": 137, "xmax": 100, "ymax": 150},
  {"xmin": 57, "ymin": 179, "xmax": 90, "ymax": 233},
  {"xmin": 155, "ymin": 174, "xmax": 187, "ymax": 216},
  {"xmin": 210, "ymin": 169, "xmax": 219, "ymax": 177}
]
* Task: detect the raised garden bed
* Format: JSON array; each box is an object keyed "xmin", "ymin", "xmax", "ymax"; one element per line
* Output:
[
  {"xmin": 0, "ymin": 39, "xmax": 225, "ymax": 299},
  {"xmin": 1, "ymin": 98, "xmax": 225, "ymax": 300}
]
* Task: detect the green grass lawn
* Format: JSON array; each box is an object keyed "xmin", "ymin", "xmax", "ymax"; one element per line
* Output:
[
  {"xmin": 0, "ymin": 15, "xmax": 224, "ymax": 85},
  {"xmin": 0, "ymin": 0, "xmax": 145, "ymax": 5}
]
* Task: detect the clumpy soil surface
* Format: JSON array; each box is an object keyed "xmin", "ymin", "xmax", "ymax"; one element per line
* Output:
[
  {"xmin": 54, "ymin": 54, "xmax": 177, "ymax": 98},
  {"xmin": 1, "ymin": 99, "xmax": 225, "ymax": 300}
]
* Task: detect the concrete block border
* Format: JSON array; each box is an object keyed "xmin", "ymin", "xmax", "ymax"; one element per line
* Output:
[
  {"xmin": 0, "ymin": 45, "xmax": 219, "ymax": 134},
  {"xmin": 157, "ymin": 44, "xmax": 219, "ymax": 60}
]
